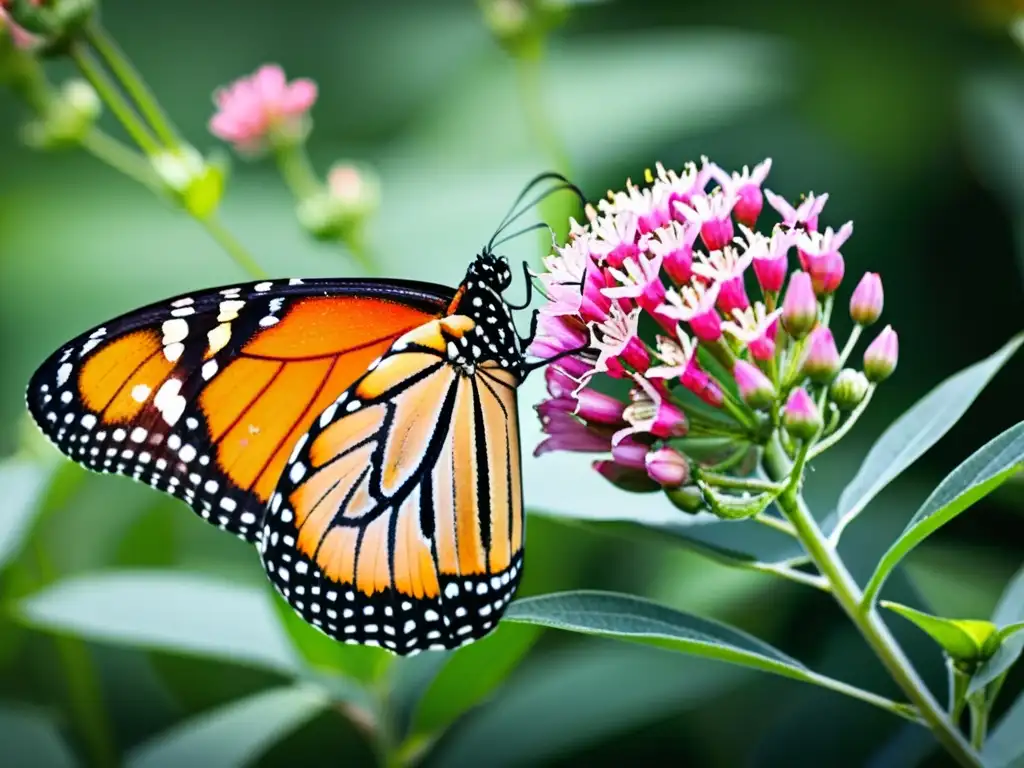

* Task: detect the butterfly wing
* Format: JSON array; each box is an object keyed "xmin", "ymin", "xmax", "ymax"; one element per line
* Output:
[
  {"xmin": 26, "ymin": 278, "xmax": 456, "ymax": 543},
  {"xmin": 259, "ymin": 316, "xmax": 524, "ymax": 654}
]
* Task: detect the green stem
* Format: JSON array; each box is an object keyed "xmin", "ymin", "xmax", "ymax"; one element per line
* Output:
[
  {"xmin": 750, "ymin": 560, "xmax": 830, "ymax": 591},
  {"xmin": 274, "ymin": 141, "xmax": 323, "ymax": 200},
  {"xmin": 199, "ymin": 217, "xmax": 268, "ymax": 280},
  {"xmin": 764, "ymin": 435, "xmax": 983, "ymax": 768},
  {"xmin": 79, "ymin": 129, "xmax": 162, "ymax": 190},
  {"xmin": 838, "ymin": 324, "xmax": 863, "ymax": 369},
  {"xmin": 752, "ymin": 511, "xmax": 799, "ymax": 537},
  {"xmin": 68, "ymin": 42, "xmax": 161, "ymax": 155},
  {"xmin": 948, "ymin": 660, "xmax": 970, "ymax": 723},
  {"xmin": 807, "ymin": 384, "xmax": 876, "ymax": 461},
  {"xmin": 32, "ymin": 544, "xmax": 117, "ymax": 768},
  {"xmin": 697, "ymin": 469, "xmax": 783, "ymax": 495},
  {"xmin": 84, "ymin": 23, "xmax": 179, "ymax": 147},
  {"xmin": 968, "ymin": 695, "xmax": 988, "ymax": 751}
]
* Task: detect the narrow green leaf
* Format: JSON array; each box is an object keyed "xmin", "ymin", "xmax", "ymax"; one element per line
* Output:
[
  {"xmin": 969, "ymin": 565, "xmax": 1024, "ymax": 696},
  {"xmin": 830, "ymin": 332, "xmax": 1024, "ymax": 541},
  {"xmin": 505, "ymin": 590, "xmax": 915, "ymax": 724},
  {"xmin": 984, "ymin": 687, "xmax": 1024, "ymax": 768},
  {"xmin": 429, "ymin": 641, "xmax": 752, "ymax": 768},
  {"xmin": 124, "ymin": 685, "xmax": 329, "ymax": 768},
  {"xmin": 18, "ymin": 571, "xmax": 301, "ymax": 674},
  {"xmin": 880, "ymin": 601, "xmax": 994, "ymax": 661},
  {"xmin": 0, "ymin": 460, "xmax": 53, "ymax": 569},
  {"xmin": 0, "ymin": 704, "xmax": 79, "ymax": 768},
  {"xmin": 862, "ymin": 421, "xmax": 1024, "ymax": 605}
]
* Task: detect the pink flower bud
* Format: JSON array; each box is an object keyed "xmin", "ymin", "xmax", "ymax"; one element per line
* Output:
[
  {"xmin": 808, "ymin": 252, "xmax": 845, "ymax": 295},
  {"xmin": 621, "ymin": 336, "xmax": 652, "ymax": 373},
  {"xmin": 534, "ymin": 410, "xmax": 612, "ymax": 456},
  {"xmin": 850, "ymin": 272, "xmax": 883, "ymax": 326},
  {"xmin": 611, "ymin": 437, "xmax": 649, "ymax": 469},
  {"xmin": 782, "ymin": 388, "xmax": 822, "ymax": 440},
  {"xmin": 781, "ymin": 271, "xmax": 818, "ymax": 339},
  {"xmin": 645, "ymin": 447, "xmax": 690, "ymax": 488},
  {"xmin": 748, "ymin": 318, "xmax": 778, "ymax": 361},
  {"xmin": 681, "ymin": 359, "xmax": 724, "ymax": 407},
  {"xmin": 864, "ymin": 325, "xmax": 898, "ymax": 382},
  {"xmin": 753, "ymin": 251, "xmax": 788, "ymax": 294},
  {"xmin": 663, "ymin": 246, "xmax": 693, "ymax": 285},
  {"xmin": 802, "ymin": 327, "xmax": 840, "ymax": 382},
  {"xmin": 717, "ymin": 276, "xmax": 750, "ymax": 315},
  {"xmin": 689, "ymin": 307, "xmax": 722, "ymax": 342},
  {"xmin": 733, "ymin": 183, "xmax": 764, "ymax": 228},
  {"xmin": 592, "ymin": 460, "xmax": 655, "ymax": 491},
  {"xmin": 733, "ymin": 359, "xmax": 775, "ymax": 410},
  {"xmin": 701, "ymin": 217, "xmax": 734, "ymax": 252}
]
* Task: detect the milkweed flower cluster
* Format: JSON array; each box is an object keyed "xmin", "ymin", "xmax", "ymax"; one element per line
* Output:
[{"xmin": 530, "ymin": 158, "xmax": 897, "ymax": 507}]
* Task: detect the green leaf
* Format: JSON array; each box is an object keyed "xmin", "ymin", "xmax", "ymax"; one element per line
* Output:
[
  {"xmin": 18, "ymin": 571, "xmax": 302, "ymax": 674},
  {"xmin": 862, "ymin": 421, "xmax": 1024, "ymax": 605},
  {"xmin": 984, "ymin": 687, "xmax": 1024, "ymax": 768},
  {"xmin": 504, "ymin": 590, "xmax": 911, "ymax": 719},
  {"xmin": 0, "ymin": 704, "xmax": 79, "ymax": 768},
  {"xmin": 880, "ymin": 601, "xmax": 998, "ymax": 662},
  {"xmin": 969, "ymin": 564, "xmax": 1024, "ymax": 696},
  {"xmin": 0, "ymin": 460, "xmax": 51, "ymax": 570},
  {"xmin": 124, "ymin": 685, "xmax": 329, "ymax": 768},
  {"xmin": 429, "ymin": 641, "xmax": 752, "ymax": 768},
  {"xmin": 829, "ymin": 332, "xmax": 1024, "ymax": 542}
]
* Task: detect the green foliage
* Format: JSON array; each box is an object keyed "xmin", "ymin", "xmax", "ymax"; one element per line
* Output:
[
  {"xmin": 969, "ymin": 565, "xmax": 1024, "ymax": 696},
  {"xmin": 880, "ymin": 602, "xmax": 1001, "ymax": 664},
  {"xmin": 863, "ymin": 421, "xmax": 1024, "ymax": 605}
]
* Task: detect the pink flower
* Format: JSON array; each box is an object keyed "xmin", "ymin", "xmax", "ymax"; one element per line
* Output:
[
  {"xmin": 0, "ymin": 5, "xmax": 42, "ymax": 49},
  {"xmin": 539, "ymin": 367, "xmax": 628, "ymax": 426},
  {"xmin": 647, "ymin": 331, "xmax": 724, "ymax": 408},
  {"xmin": 589, "ymin": 304, "xmax": 650, "ymax": 378},
  {"xmin": 648, "ymin": 221, "xmax": 699, "ymax": 286},
  {"xmin": 589, "ymin": 211, "xmax": 641, "ymax": 269},
  {"xmin": 645, "ymin": 447, "xmax": 690, "ymax": 488},
  {"xmin": 528, "ymin": 314, "xmax": 592, "ymax": 378},
  {"xmin": 534, "ymin": 409, "xmax": 613, "ymax": 456},
  {"xmin": 739, "ymin": 225, "xmax": 794, "ymax": 294},
  {"xmin": 714, "ymin": 159, "xmax": 772, "ymax": 228},
  {"xmin": 605, "ymin": 179, "xmax": 672, "ymax": 234},
  {"xmin": 209, "ymin": 64, "xmax": 318, "ymax": 152},
  {"xmin": 614, "ymin": 375, "xmax": 688, "ymax": 444},
  {"xmin": 797, "ymin": 223, "xmax": 853, "ymax": 296},
  {"xmin": 782, "ymin": 388, "xmax": 822, "ymax": 440},
  {"xmin": 765, "ymin": 190, "xmax": 829, "ymax": 231},
  {"xmin": 733, "ymin": 360, "xmax": 775, "ymax": 409},
  {"xmin": 692, "ymin": 246, "xmax": 755, "ymax": 314},
  {"xmin": 611, "ymin": 437, "xmax": 649, "ymax": 469},
  {"xmin": 850, "ymin": 272, "xmax": 884, "ymax": 326},
  {"xmin": 802, "ymin": 327, "xmax": 840, "ymax": 382},
  {"xmin": 656, "ymin": 160, "xmax": 712, "ymax": 216},
  {"xmin": 660, "ymin": 281, "xmax": 723, "ymax": 342},
  {"xmin": 781, "ymin": 271, "xmax": 817, "ymax": 339},
  {"xmin": 675, "ymin": 190, "xmax": 737, "ymax": 252},
  {"xmin": 602, "ymin": 252, "xmax": 666, "ymax": 313},
  {"xmin": 722, "ymin": 302, "xmax": 782, "ymax": 362},
  {"xmin": 538, "ymin": 230, "xmax": 592, "ymax": 317},
  {"xmin": 864, "ymin": 325, "xmax": 898, "ymax": 382}
]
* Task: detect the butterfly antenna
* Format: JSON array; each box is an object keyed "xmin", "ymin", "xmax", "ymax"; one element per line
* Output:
[{"xmin": 487, "ymin": 172, "xmax": 585, "ymax": 253}]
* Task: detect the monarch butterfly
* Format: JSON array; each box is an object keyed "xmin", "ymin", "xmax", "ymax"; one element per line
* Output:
[{"xmin": 25, "ymin": 173, "xmax": 585, "ymax": 655}]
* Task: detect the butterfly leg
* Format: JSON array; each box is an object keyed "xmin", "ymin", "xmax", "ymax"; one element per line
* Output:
[{"xmin": 504, "ymin": 260, "xmax": 536, "ymax": 311}]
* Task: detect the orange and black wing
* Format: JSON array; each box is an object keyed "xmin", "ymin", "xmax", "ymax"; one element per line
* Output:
[
  {"xmin": 259, "ymin": 315, "xmax": 524, "ymax": 654},
  {"xmin": 26, "ymin": 278, "xmax": 455, "ymax": 544}
]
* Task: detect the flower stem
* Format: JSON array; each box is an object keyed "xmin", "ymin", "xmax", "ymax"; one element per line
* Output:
[
  {"xmin": 274, "ymin": 141, "xmax": 323, "ymax": 200},
  {"xmin": 764, "ymin": 435, "xmax": 983, "ymax": 768},
  {"xmin": 79, "ymin": 129, "xmax": 162, "ymax": 190},
  {"xmin": 750, "ymin": 561, "xmax": 830, "ymax": 591},
  {"xmin": 752, "ymin": 511, "xmax": 799, "ymax": 537},
  {"xmin": 199, "ymin": 217, "xmax": 268, "ymax": 280},
  {"xmin": 697, "ymin": 469, "xmax": 783, "ymax": 495},
  {"xmin": 838, "ymin": 324, "xmax": 863, "ymax": 369},
  {"xmin": 83, "ymin": 22, "xmax": 180, "ymax": 147},
  {"xmin": 807, "ymin": 384, "xmax": 875, "ymax": 461},
  {"xmin": 948, "ymin": 660, "xmax": 970, "ymax": 723},
  {"xmin": 968, "ymin": 695, "xmax": 988, "ymax": 750},
  {"xmin": 68, "ymin": 42, "xmax": 161, "ymax": 156}
]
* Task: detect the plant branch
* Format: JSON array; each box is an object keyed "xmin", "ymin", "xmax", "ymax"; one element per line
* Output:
[
  {"xmin": 84, "ymin": 22, "xmax": 180, "ymax": 147},
  {"xmin": 808, "ymin": 384, "xmax": 876, "ymax": 461},
  {"xmin": 968, "ymin": 695, "xmax": 988, "ymax": 750},
  {"xmin": 752, "ymin": 511, "xmax": 798, "ymax": 537},
  {"xmin": 764, "ymin": 435, "xmax": 983, "ymax": 767},
  {"xmin": 199, "ymin": 217, "xmax": 268, "ymax": 280},
  {"xmin": 749, "ymin": 561, "xmax": 830, "ymax": 591},
  {"xmin": 838, "ymin": 324, "xmax": 863, "ymax": 369},
  {"xmin": 79, "ymin": 129, "xmax": 162, "ymax": 190}
]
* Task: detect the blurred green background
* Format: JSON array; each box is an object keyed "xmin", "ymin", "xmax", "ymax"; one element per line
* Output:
[{"xmin": 2, "ymin": 1, "xmax": 1024, "ymax": 766}]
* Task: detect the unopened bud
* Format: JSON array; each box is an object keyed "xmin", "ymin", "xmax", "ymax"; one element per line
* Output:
[
  {"xmin": 782, "ymin": 387, "xmax": 822, "ymax": 441},
  {"xmin": 829, "ymin": 369, "xmax": 869, "ymax": 410},
  {"xmin": 863, "ymin": 325, "xmax": 898, "ymax": 382}
]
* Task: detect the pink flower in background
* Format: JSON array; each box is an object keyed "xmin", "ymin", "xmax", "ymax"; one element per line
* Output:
[
  {"xmin": 526, "ymin": 156, "xmax": 893, "ymax": 494},
  {"xmin": 765, "ymin": 190, "xmax": 829, "ymax": 231},
  {"xmin": 209, "ymin": 64, "xmax": 318, "ymax": 152},
  {"xmin": 0, "ymin": 4, "xmax": 42, "ymax": 49},
  {"xmin": 850, "ymin": 272, "xmax": 884, "ymax": 325}
]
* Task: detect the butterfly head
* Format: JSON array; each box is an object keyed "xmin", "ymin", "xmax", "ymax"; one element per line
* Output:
[{"xmin": 466, "ymin": 250, "xmax": 514, "ymax": 293}]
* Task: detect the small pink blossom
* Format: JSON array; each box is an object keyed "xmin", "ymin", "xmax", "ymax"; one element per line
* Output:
[
  {"xmin": 713, "ymin": 159, "xmax": 772, "ymax": 228},
  {"xmin": 602, "ymin": 252, "xmax": 666, "ymax": 313},
  {"xmin": 656, "ymin": 160, "xmax": 711, "ymax": 216},
  {"xmin": 738, "ymin": 225, "xmax": 794, "ymax": 294},
  {"xmin": 610, "ymin": 437, "xmax": 650, "ymax": 469},
  {"xmin": 534, "ymin": 409, "xmax": 613, "ymax": 456},
  {"xmin": 605, "ymin": 179, "xmax": 672, "ymax": 234},
  {"xmin": 798, "ymin": 223, "xmax": 853, "ymax": 295},
  {"xmin": 693, "ymin": 246, "xmax": 754, "ymax": 314},
  {"xmin": 675, "ymin": 190, "xmax": 738, "ymax": 252},
  {"xmin": 538, "ymin": 231, "xmax": 592, "ymax": 317},
  {"xmin": 660, "ymin": 281, "xmax": 723, "ymax": 342},
  {"xmin": 781, "ymin": 271, "xmax": 818, "ymax": 339},
  {"xmin": 647, "ymin": 331, "xmax": 723, "ymax": 407},
  {"xmin": 850, "ymin": 272, "xmax": 884, "ymax": 326},
  {"xmin": 589, "ymin": 304, "xmax": 649, "ymax": 378},
  {"xmin": 647, "ymin": 221, "xmax": 699, "ymax": 286},
  {"xmin": 0, "ymin": 4, "xmax": 42, "ymax": 49},
  {"xmin": 645, "ymin": 447, "xmax": 690, "ymax": 488},
  {"xmin": 528, "ymin": 314, "xmax": 591, "ymax": 379},
  {"xmin": 765, "ymin": 190, "xmax": 829, "ymax": 231},
  {"xmin": 733, "ymin": 360, "xmax": 775, "ymax": 409},
  {"xmin": 614, "ymin": 375, "xmax": 688, "ymax": 444},
  {"xmin": 209, "ymin": 64, "xmax": 318, "ymax": 152},
  {"xmin": 782, "ymin": 387, "xmax": 822, "ymax": 440},
  {"xmin": 802, "ymin": 326, "xmax": 840, "ymax": 382},
  {"xmin": 539, "ymin": 367, "xmax": 628, "ymax": 426},
  {"xmin": 864, "ymin": 325, "xmax": 898, "ymax": 382},
  {"xmin": 722, "ymin": 303, "xmax": 782, "ymax": 361},
  {"xmin": 589, "ymin": 211, "xmax": 641, "ymax": 269}
]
